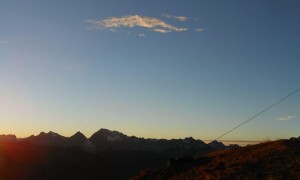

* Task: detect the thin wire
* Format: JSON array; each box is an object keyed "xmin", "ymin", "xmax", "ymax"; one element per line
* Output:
[{"xmin": 213, "ymin": 88, "xmax": 300, "ymax": 142}]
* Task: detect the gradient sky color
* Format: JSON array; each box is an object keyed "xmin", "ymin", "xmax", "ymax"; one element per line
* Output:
[{"xmin": 1, "ymin": 0, "xmax": 300, "ymax": 141}]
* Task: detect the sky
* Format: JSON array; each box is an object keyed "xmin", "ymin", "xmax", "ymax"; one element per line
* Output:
[{"xmin": 1, "ymin": 0, "xmax": 300, "ymax": 141}]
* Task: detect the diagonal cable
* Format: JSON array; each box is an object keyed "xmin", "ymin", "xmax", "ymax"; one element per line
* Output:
[{"xmin": 213, "ymin": 88, "xmax": 300, "ymax": 142}]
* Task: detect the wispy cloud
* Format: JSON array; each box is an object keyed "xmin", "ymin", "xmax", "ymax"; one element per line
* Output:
[
  {"xmin": 85, "ymin": 15, "xmax": 187, "ymax": 33},
  {"xmin": 162, "ymin": 14, "xmax": 188, "ymax": 22},
  {"xmin": 153, "ymin": 29, "xmax": 171, "ymax": 33},
  {"xmin": 195, "ymin": 28, "xmax": 205, "ymax": 32},
  {"xmin": 0, "ymin": 40, "xmax": 8, "ymax": 45},
  {"xmin": 278, "ymin": 115, "xmax": 296, "ymax": 121}
]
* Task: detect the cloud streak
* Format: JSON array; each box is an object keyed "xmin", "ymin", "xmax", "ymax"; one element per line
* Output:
[
  {"xmin": 85, "ymin": 15, "xmax": 187, "ymax": 33},
  {"xmin": 195, "ymin": 28, "xmax": 205, "ymax": 32},
  {"xmin": 278, "ymin": 115, "xmax": 296, "ymax": 121},
  {"xmin": 162, "ymin": 14, "xmax": 188, "ymax": 22}
]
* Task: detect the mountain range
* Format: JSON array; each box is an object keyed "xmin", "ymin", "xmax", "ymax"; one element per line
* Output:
[
  {"xmin": 1, "ymin": 128, "xmax": 237, "ymax": 154},
  {"xmin": 0, "ymin": 128, "xmax": 237, "ymax": 179},
  {"xmin": 1, "ymin": 129, "xmax": 299, "ymax": 179}
]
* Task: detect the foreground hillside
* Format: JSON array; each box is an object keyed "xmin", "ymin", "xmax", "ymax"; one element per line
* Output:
[{"xmin": 133, "ymin": 139, "xmax": 300, "ymax": 179}]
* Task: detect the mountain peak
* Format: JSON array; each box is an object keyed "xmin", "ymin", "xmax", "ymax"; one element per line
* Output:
[
  {"xmin": 48, "ymin": 131, "xmax": 59, "ymax": 137},
  {"xmin": 96, "ymin": 128, "xmax": 126, "ymax": 137},
  {"xmin": 73, "ymin": 131, "xmax": 83, "ymax": 135},
  {"xmin": 69, "ymin": 131, "xmax": 87, "ymax": 145},
  {"xmin": 89, "ymin": 128, "xmax": 128, "ymax": 144},
  {"xmin": 184, "ymin": 137, "xmax": 195, "ymax": 141},
  {"xmin": 38, "ymin": 132, "xmax": 46, "ymax": 136},
  {"xmin": 71, "ymin": 131, "xmax": 87, "ymax": 140},
  {"xmin": 98, "ymin": 128, "xmax": 117, "ymax": 133},
  {"xmin": 208, "ymin": 140, "xmax": 226, "ymax": 150}
]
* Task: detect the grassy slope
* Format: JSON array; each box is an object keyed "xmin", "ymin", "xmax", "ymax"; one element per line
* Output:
[{"xmin": 133, "ymin": 139, "xmax": 300, "ymax": 179}]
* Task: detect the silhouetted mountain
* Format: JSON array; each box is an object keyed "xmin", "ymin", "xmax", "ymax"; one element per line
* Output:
[
  {"xmin": 0, "ymin": 134, "xmax": 17, "ymax": 143},
  {"xmin": 133, "ymin": 139, "xmax": 300, "ymax": 179},
  {"xmin": 21, "ymin": 131, "xmax": 68, "ymax": 146},
  {"xmin": 2, "ymin": 129, "xmax": 299, "ymax": 179},
  {"xmin": 208, "ymin": 140, "xmax": 226, "ymax": 150},
  {"xmin": 90, "ymin": 128, "xmax": 127, "ymax": 142},
  {"xmin": 3, "ymin": 129, "xmax": 263, "ymax": 179},
  {"xmin": 7, "ymin": 129, "xmax": 236, "ymax": 155},
  {"xmin": 16, "ymin": 129, "xmax": 211, "ymax": 156},
  {"xmin": 0, "ymin": 129, "xmax": 215, "ymax": 179},
  {"xmin": 88, "ymin": 129, "xmax": 211, "ymax": 155},
  {"xmin": 89, "ymin": 128, "xmax": 128, "ymax": 151},
  {"xmin": 227, "ymin": 143, "xmax": 240, "ymax": 149},
  {"xmin": 68, "ymin": 131, "xmax": 87, "ymax": 146},
  {"xmin": 208, "ymin": 140, "xmax": 239, "ymax": 150}
]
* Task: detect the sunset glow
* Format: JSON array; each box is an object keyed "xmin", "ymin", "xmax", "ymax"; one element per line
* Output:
[{"xmin": 1, "ymin": 0, "xmax": 299, "ymax": 141}]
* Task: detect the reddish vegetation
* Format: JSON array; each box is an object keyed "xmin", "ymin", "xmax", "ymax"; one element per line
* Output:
[{"xmin": 133, "ymin": 139, "xmax": 300, "ymax": 179}]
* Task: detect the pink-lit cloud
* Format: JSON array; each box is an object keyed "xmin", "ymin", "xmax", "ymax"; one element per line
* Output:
[{"xmin": 85, "ymin": 15, "xmax": 187, "ymax": 33}]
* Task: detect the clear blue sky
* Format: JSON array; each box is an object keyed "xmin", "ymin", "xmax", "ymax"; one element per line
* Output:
[{"xmin": 1, "ymin": 0, "xmax": 299, "ymax": 141}]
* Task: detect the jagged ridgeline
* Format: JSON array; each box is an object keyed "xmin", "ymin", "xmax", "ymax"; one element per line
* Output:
[
  {"xmin": 0, "ymin": 128, "xmax": 234, "ymax": 179},
  {"xmin": 1, "ymin": 128, "xmax": 222, "ymax": 153},
  {"xmin": 2, "ymin": 129, "xmax": 299, "ymax": 179}
]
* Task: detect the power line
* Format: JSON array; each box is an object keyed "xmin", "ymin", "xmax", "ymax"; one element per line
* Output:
[{"xmin": 213, "ymin": 88, "xmax": 300, "ymax": 142}]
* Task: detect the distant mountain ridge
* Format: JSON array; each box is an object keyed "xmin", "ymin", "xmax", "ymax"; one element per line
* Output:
[
  {"xmin": 208, "ymin": 140, "xmax": 239, "ymax": 150},
  {"xmin": 1, "ymin": 128, "xmax": 238, "ymax": 153},
  {"xmin": 2, "ymin": 130, "xmax": 298, "ymax": 179},
  {"xmin": 0, "ymin": 128, "xmax": 222, "ymax": 179}
]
